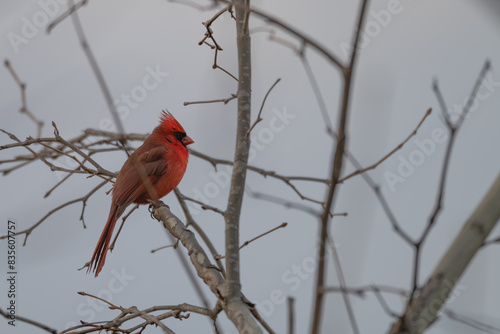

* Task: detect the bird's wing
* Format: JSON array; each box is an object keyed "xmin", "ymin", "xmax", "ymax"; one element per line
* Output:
[{"xmin": 113, "ymin": 146, "xmax": 169, "ymax": 205}]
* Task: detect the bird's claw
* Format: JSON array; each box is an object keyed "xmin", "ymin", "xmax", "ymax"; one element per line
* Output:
[{"xmin": 148, "ymin": 204, "xmax": 158, "ymax": 221}]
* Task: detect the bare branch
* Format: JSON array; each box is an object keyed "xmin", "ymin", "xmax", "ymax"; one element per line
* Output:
[
  {"xmin": 246, "ymin": 187, "xmax": 321, "ymax": 216},
  {"xmin": 68, "ymin": 0, "xmax": 127, "ymax": 141},
  {"xmin": 109, "ymin": 204, "xmax": 140, "ymax": 252},
  {"xmin": 443, "ymin": 309, "xmax": 500, "ymax": 333},
  {"xmin": 46, "ymin": 0, "xmax": 88, "ymax": 33},
  {"xmin": 150, "ymin": 201, "xmax": 260, "ymax": 333},
  {"xmin": 176, "ymin": 189, "xmax": 226, "ymax": 215},
  {"xmin": 175, "ymin": 188, "xmax": 227, "ymax": 277},
  {"xmin": 408, "ymin": 61, "xmax": 492, "ymax": 301},
  {"xmin": 327, "ymin": 235, "xmax": 359, "ymax": 333},
  {"xmin": 246, "ymin": 78, "xmax": 281, "ymax": 136},
  {"xmin": 0, "ymin": 181, "xmax": 107, "ymax": 246},
  {"xmin": 215, "ymin": 0, "xmax": 344, "ymax": 69},
  {"xmin": 339, "ymin": 108, "xmax": 432, "ymax": 183},
  {"xmin": 61, "ymin": 291, "xmax": 217, "ymax": 334},
  {"xmin": 300, "ymin": 53, "xmax": 334, "ymax": 136},
  {"xmin": 390, "ymin": 60, "xmax": 498, "ymax": 334},
  {"xmin": 0, "ymin": 308, "xmax": 57, "ymax": 334},
  {"xmin": 4, "ymin": 59, "xmax": 44, "ymax": 137},
  {"xmin": 184, "ymin": 93, "xmax": 237, "ymax": 106},
  {"xmin": 151, "ymin": 243, "xmax": 177, "ymax": 253},
  {"xmin": 222, "ymin": 1, "xmax": 263, "ymax": 331},
  {"xmin": 216, "ymin": 222, "xmax": 287, "ymax": 259},
  {"xmin": 287, "ymin": 297, "xmax": 295, "ymax": 334},
  {"xmin": 311, "ymin": 1, "xmax": 369, "ymax": 333}
]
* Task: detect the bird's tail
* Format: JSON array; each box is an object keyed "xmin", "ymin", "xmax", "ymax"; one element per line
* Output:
[{"xmin": 88, "ymin": 205, "xmax": 124, "ymax": 277}]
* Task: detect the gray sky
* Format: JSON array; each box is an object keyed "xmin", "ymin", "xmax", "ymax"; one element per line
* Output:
[{"xmin": 1, "ymin": 0, "xmax": 500, "ymax": 333}]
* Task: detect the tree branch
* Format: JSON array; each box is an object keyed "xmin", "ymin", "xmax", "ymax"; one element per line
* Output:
[
  {"xmin": 311, "ymin": 1, "xmax": 369, "ymax": 333},
  {"xmin": 389, "ymin": 172, "xmax": 500, "ymax": 333},
  {"xmin": 223, "ymin": 1, "xmax": 262, "ymax": 332},
  {"xmin": 150, "ymin": 201, "xmax": 261, "ymax": 333}
]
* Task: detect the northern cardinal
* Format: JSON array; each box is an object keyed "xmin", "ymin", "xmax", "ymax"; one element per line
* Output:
[{"xmin": 88, "ymin": 111, "xmax": 194, "ymax": 277}]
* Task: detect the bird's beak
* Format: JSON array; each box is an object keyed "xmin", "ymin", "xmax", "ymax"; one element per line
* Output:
[{"xmin": 182, "ymin": 135, "xmax": 194, "ymax": 146}]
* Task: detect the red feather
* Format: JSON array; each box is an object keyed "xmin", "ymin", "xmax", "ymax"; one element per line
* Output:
[{"xmin": 88, "ymin": 111, "xmax": 194, "ymax": 277}]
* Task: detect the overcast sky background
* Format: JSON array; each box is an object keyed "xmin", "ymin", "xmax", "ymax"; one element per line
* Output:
[{"xmin": 1, "ymin": 0, "xmax": 500, "ymax": 333}]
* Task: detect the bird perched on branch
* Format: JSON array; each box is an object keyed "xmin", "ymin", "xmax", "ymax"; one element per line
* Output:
[{"xmin": 88, "ymin": 111, "xmax": 194, "ymax": 277}]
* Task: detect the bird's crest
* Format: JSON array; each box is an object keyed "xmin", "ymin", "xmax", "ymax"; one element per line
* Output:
[{"xmin": 159, "ymin": 110, "xmax": 186, "ymax": 133}]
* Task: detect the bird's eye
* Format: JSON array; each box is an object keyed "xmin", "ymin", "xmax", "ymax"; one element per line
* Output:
[{"xmin": 174, "ymin": 132, "xmax": 186, "ymax": 141}]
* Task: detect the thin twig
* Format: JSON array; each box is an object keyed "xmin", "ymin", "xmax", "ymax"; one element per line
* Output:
[
  {"xmin": 0, "ymin": 181, "xmax": 107, "ymax": 245},
  {"xmin": 176, "ymin": 191, "xmax": 226, "ymax": 215},
  {"xmin": 184, "ymin": 94, "xmax": 237, "ymax": 106},
  {"xmin": 246, "ymin": 187, "xmax": 321, "ymax": 216},
  {"xmin": 327, "ymin": 235, "xmax": 360, "ymax": 333},
  {"xmin": 311, "ymin": 1, "xmax": 369, "ymax": 333},
  {"xmin": 68, "ymin": 0, "xmax": 126, "ymax": 141},
  {"xmin": 300, "ymin": 53, "xmax": 334, "ymax": 136},
  {"xmin": 339, "ymin": 108, "xmax": 432, "ymax": 183},
  {"xmin": 215, "ymin": 0, "xmax": 344, "ymax": 69},
  {"xmin": 4, "ymin": 59, "xmax": 44, "ymax": 137},
  {"xmin": 151, "ymin": 243, "xmax": 177, "ymax": 253},
  {"xmin": 175, "ymin": 188, "xmax": 226, "ymax": 277},
  {"xmin": 408, "ymin": 61, "xmax": 491, "ymax": 302},
  {"xmin": 0, "ymin": 308, "xmax": 57, "ymax": 334},
  {"xmin": 46, "ymin": 0, "xmax": 88, "ymax": 33},
  {"xmin": 64, "ymin": 291, "xmax": 215, "ymax": 334},
  {"xmin": 287, "ymin": 297, "xmax": 295, "ymax": 334},
  {"xmin": 109, "ymin": 204, "xmax": 140, "ymax": 252},
  {"xmin": 216, "ymin": 222, "xmax": 287, "ymax": 259},
  {"xmin": 246, "ymin": 78, "xmax": 281, "ymax": 136}
]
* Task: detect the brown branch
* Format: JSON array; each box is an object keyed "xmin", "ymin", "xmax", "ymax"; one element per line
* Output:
[
  {"xmin": 212, "ymin": 48, "xmax": 238, "ymax": 80},
  {"xmin": 287, "ymin": 297, "xmax": 295, "ymax": 334},
  {"xmin": 190, "ymin": 149, "xmax": 329, "ymax": 206},
  {"xmin": 175, "ymin": 188, "xmax": 227, "ymax": 277},
  {"xmin": 326, "ymin": 234, "xmax": 359, "ymax": 332},
  {"xmin": 151, "ymin": 243, "xmax": 177, "ymax": 253},
  {"xmin": 0, "ymin": 181, "xmax": 107, "ymax": 245},
  {"xmin": 68, "ymin": 0, "xmax": 127, "ymax": 141},
  {"xmin": 4, "ymin": 59, "xmax": 44, "ymax": 137},
  {"xmin": 339, "ymin": 108, "xmax": 432, "ymax": 183},
  {"xmin": 373, "ymin": 185, "xmax": 415, "ymax": 245},
  {"xmin": 311, "ymin": 2, "xmax": 369, "ymax": 333},
  {"xmin": 246, "ymin": 78, "xmax": 281, "ymax": 136},
  {"xmin": 216, "ymin": 0, "xmax": 343, "ymax": 69},
  {"xmin": 184, "ymin": 93, "xmax": 237, "ymax": 106},
  {"xmin": 109, "ymin": 204, "xmax": 139, "ymax": 252},
  {"xmin": 191, "ymin": 148, "xmax": 329, "ymax": 184},
  {"xmin": 372, "ymin": 286, "xmax": 399, "ymax": 318},
  {"xmin": 246, "ymin": 188, "xmax": 321, "ymax": 216},
  {"xmin": 323, "ymin": 284, "xmax": 408, "ymax": 297},
  {"xmin": 150, "ymin": 201, "xmax": 260, "ymax": 333},
  {"xmin": 265, "ymin": 29, "xmax": 302, "ymax": 54},
  {"xmin": 52, "ymin": 122, "xmax": 115, "ymax": 178},
  {"xmin": 0, "ymin": 129, "xmax": 116, "ymax": 183},
  {"xmin": 61, "ymin": 291, "xmax": 216, "ymax": 334},
  {"xmin": 442, "ymin": 309, "xmax": 500, "ymax": 333},
  {"xmin": 162, "ymin": 230, "xmax": 218, "ymax": 329},
  {"xmin": 46, "ymin": 0, "xmax": 88, "ymax": 33},
  {"xmin": 194, "ymin": 4, "xmax": 238, "ymax": 81},
  {"xmin": 299, "ymin": 53, "xmax": 334, "ymax": 136},
  {"xmin": 390, "ymin": 60, "xmax": 495, "ymax": 333},
  {"xmin": 248, "ymin": 10, "xmax": 411, "ymax": 255},
  {"xmin": 216, "ymin": 222, "xmax": 287, "ymax": 259},
  {"xmin": 409, "ymin": 61, "xmax": 491, "ymax": 301},
  {"xmin": 44, "ymin": 165, "xmax": 79, "ymax": 198},
  {"xmin": 0, "ymin": 308, "xmax": 57, "ymax": 334},
  {"xmin": 175, "ymin": 189, "xmax": 226, "ymax": 215},
  {"xmin": 223, "ymin": 1, "xmax": 261, "ymax": 329}
]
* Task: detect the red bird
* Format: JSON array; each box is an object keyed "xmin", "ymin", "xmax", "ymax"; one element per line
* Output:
[{"xmin": 88, "ymin": 111, "xmax": 194, "ymax": 277}]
